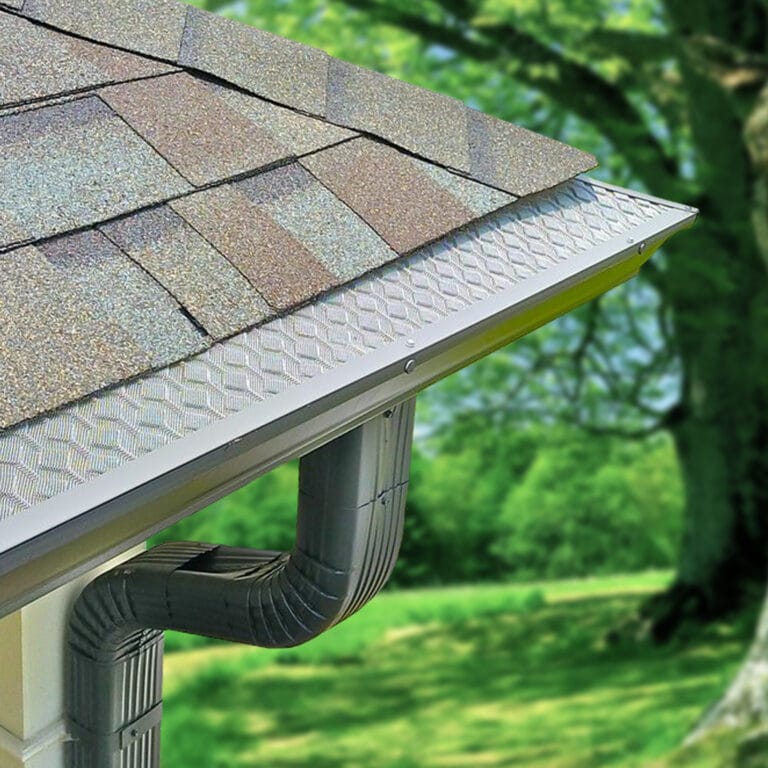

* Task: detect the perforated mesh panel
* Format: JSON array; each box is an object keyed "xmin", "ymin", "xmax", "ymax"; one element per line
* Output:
[{"xmin": 0, "ymin": 179, "xmax": 672, "ymax": 520}]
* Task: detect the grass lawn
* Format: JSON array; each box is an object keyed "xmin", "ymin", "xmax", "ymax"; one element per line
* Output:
[{"xmin": 161, "ymin": 572, "xmax": 753, "ymax": 767}]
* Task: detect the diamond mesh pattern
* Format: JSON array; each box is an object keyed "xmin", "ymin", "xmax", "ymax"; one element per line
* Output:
[{"xmin": 0, "ymin": 180, "xmax": 670, "ymax": 519}]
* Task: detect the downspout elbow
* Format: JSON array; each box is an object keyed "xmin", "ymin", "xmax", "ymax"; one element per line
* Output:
[{"xmin": 66, "ymin": 401, "xmax": 415, "ymax": 766}]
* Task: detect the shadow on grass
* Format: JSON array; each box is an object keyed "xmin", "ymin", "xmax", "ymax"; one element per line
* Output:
[{"xmin": 162, "ymin": 593, "xmax": 751, "ymax": 768}]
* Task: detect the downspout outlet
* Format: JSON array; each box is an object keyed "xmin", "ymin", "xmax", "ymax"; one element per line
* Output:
[{"xmin": 65, "ymin": 399, "xmax": 416, "ymax": 767}]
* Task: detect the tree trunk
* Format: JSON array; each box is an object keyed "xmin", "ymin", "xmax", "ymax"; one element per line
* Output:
[
  {"xmin": 640, "ymin": 205, "xmax": 768, "ymax": 642},
  {"xmin": 686, "ymin": 584, "xmax": 768, "ymax": 744}
]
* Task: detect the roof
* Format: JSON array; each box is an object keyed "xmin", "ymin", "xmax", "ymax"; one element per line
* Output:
[
  {"xmin": 0, "ymin": 0, "xmax": 596, "ymax": 432},
  {"xmin": 0, "ymin": 0, "xmax": 696, "ymax": 616}
]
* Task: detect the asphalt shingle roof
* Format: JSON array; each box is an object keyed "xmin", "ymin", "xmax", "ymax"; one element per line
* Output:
[{"xmin": 0, "ymin": 0, "xmax": 598, "ymax": 430}]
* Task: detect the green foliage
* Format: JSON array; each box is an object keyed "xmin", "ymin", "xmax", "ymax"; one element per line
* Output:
[
  {"xmin": 161, "ymin": 575, "xmax": 749, "ymax": 767},
  {"xmin": 151, "ymin": 461, "xmax": 299, "ymax": 552},
  {"xmin": 152, "ymin": 425, "xmax": 682, "ymax": 592},
  {"xmin": 495, "ymin": 429, "xmax": 683, "ymax": 578}
]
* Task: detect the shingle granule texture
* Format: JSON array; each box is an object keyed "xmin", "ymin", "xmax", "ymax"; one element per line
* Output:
[
  {"xmin": 326, "ymin": 59, "xmax": 471, "ymax": 173},
  {"xmin": 206, "ymin": 82, "xmax": 357, "ymax": 157},
  {"xmin": 100, "ymin": 73, "xmax": 289, "ymax": 187},
  {"xmin": 0, "ymin": 246, "xmax": 150, "ymax": 429},
  {"xmin": 467, "ymin": 109, "xmax": 597, "ymax": 196},
  {"xmin": 239, "ymin": 164, "xmax": 398, "ymax": 281},
  {"xmin": 180, "ymin": 7, "xmax": 330, "ymax": 116},
  {"xmin": 23, "ymin": 0, "xmax": 189, "ymax": 60},
  {"xmin": 0, "ymin": 97, "xmax": 190, "ymax": 249},
  {"xmin": 38, "ymin": 230, "xmax": 208, "ymax": 367},
  {"xmin": 171, "ymin": 181, "xmax": 337, "ymax": 311},
  {"xmin": 0, "ymin": 0, "xmax": 600, "ymax": 429},
  {"xmin": 101, "ymin": 206, "xmax": 272, "ymax": 339},
  {"xmin": 0, "ymin": 13, "xmax": 172, "ymax": 108},
  {"xmin": 302, "ymin": 138, "xmax": 476, "ymax": 254},
  {"xmin": 418, "ymin": 162, "xmax": 517, "ymax": 217}
]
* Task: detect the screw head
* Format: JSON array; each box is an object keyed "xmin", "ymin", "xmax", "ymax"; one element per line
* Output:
[
  {"xmin": 638, "ymin": 241, "xmax": 647, "ymax": 254},
  {"xmin": 404, "ymin": 359, "xmax": 417, "ymax": 374}
]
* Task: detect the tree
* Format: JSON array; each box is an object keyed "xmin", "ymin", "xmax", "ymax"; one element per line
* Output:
[
  {"xmin": 331, "ymin": 0, "xmax": 768, "ymax": 634},
  {"xmin": 331, "ymin": 0, "xmax": 768, "ymax": 740},
  {"xmin": 195, "ymin": 0, "xmax": 768, "ymax": 739}
]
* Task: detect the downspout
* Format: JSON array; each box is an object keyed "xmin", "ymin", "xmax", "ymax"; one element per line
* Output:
[{"xmin": 65, "ymin": 399, "xmax": 415, "ymax": 768}]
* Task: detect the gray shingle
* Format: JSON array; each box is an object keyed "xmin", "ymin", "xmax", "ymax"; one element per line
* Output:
[
  {"xmin": 418, "ymin": 162, "xmax": 516, "ymax": 217},
  {"xmin": 0, "ymin": 97, "xmax": 190, "ymax": 249},
  {"xmin": 63, "ymin": 37, "xmax": 178, "ymax": 82},
  {"xmin": 179, "ymin": 7, "xmax": 330, "ymax": 116},
  {"xmin": 38, "ymin": 230, "xmax": 208, "ymax": 367},
  {"xmin": 326, "ymin": 59, "xmax": 471, "ymax": 173},
  {"xmin": 101, "ymin": 206, "xmax": 272, "ymax": 339},
  {"xmin": 467, "ymin": 109, "xmax": 597, "ymax": 196},
  {"xmin": 23, "ymin": 0, "xmax": 188, "ymax": 60},
  {"xmin": 171, "ymin": 182, "xmax": 336, "ymax": 311},
  {"xmin": 0, "ymin": 13, "xmax": 171, "ymax": 108},
  {"xmin": 207, "ymin": 82, "xmax": 357, "ymax": 157},
  {"xmin": 302, "ymin": 138, "xmax": 476, "ymax": 254},
  {"xmin": 0, "ymin": 245, "xmax": 151, "ymax": 429},
  {"xmin": 239, "ymin": 164, "xmax": 398, "ymax": 281},
  {"xmin": 1, "ymin": 1, "xmax": 24, "ymax": 10},
  {"xmin": 100, "ymin": 73, "xmax": 290, "ymax": 187}
]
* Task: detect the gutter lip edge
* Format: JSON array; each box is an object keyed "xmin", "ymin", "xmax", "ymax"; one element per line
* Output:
[{"xmin": 0, "ymin": 203, "xmax": 692, "ymax": 582}]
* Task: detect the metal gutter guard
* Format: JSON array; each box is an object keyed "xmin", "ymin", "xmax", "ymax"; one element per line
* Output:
[
  {"xmin": 66, "ymin": 400, "xmax": 415, "ymax": 767},
  {"xmin": 0, "ymin": 179, "xmax": 697, "ymax": 618}
]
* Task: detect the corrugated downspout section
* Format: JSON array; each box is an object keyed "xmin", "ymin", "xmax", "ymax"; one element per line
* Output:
[{"xmin": 65, "ymin": 400, "xmax": 415, "ymax": 768}]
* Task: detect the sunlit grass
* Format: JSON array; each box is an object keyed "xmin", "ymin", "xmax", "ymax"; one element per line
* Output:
[{"xmin": 161, "ymin": 573, "xmax": 750, "ymax": 767}]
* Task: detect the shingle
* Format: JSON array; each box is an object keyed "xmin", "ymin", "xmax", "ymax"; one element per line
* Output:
[
  {"xmin": 101, "ymin": 206, "xmax": 272, "ymax": 339},
  {"xmin": 326, "ymin": 59, "xmax": 471, "ymax": 173},
  {"xmin": 418, "ymin": 162, "xmax": 517, "ymax": 217},
  {"xmin": 63, "ymin": 37, "xmax": 178, "ymax": 82},
  {"xmin": 1, "ymin": 2, "xmax": 25, "ymax": 10},
  {"xmin": 302, "ymin": 138, "xmax": 476, "ymax": 254},
  {"xmin": 23, "ymin": 0, "xmax": 188, "ymax": 60},
  {"xmin": 179, "ymin": 7, "xmax": 330, "ymax": 116},
  {"xmin": 207, "ymin": 82, "xmax": 357, "ymax": 157},
  {"xmin": 171, "ymin": 183, "xmax": 336, "ymax": 311},
  {"xmin": 100, "ymin": 73, "xmax": 289, "ymax": 188},
  {"xmin": 238, "ymin": 165, "xmax": 397, "ymax": 282},
  {"xmin": 0, "ymin": 245, "xmax": 151, "ymax": 429},
  {"xmin": 0, "ymin": 13, "xmax": 171, "ymax": 108},
  {"xmin": 467, "ymin": 109, "xmax": 597, "ymax": 196},
  {"xmin": 0, "ymin": 97, "xmax": 190, "ymax": 249},
  {"xmin": 38, "ymin": 230, "xmax": 208, "ymax": 368}
]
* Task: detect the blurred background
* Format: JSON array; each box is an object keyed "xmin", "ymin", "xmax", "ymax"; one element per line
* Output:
[{"xmin": 157, "ymin": 0, "xmax": 768, "ymax": 765}]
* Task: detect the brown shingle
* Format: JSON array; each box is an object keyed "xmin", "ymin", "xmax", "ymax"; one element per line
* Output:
[
  {"xmin": 326, "ymin": 59, "xmax": 471, "ymax": 173},
  {"xmin": 101, "ymin": 206, "xmax": 272, "ymax": 339},
  {"xmin": 238, "ymin": 164, "xmax": 398, "ymax": 281},
  {"xmin": 23, "ymin": 0, "xmax": 188, "ymax": 60},
  {"xmin": 302, "ymin": 138, "xmax": 476, "ymax": 254},
  {"xmin": 100, "ymin": 73, "xmax": 290, "ymax": 187},
  {"xmin": 179, "ymin": 7, "xmax": 330, "ymax": 116},
  {"xmin": 170, "ymin": 183, "xmax": 336, "ymax": 311},
  {"xmin": 0, "ymin": 245, "xmax": 150, "ymax": 429}
]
